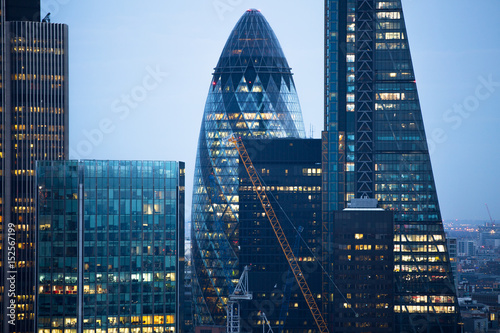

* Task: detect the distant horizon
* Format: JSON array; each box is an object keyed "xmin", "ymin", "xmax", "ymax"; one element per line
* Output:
[{"xmin": 445, "ymin": 219, "xmax": 498, "ymax": 225}]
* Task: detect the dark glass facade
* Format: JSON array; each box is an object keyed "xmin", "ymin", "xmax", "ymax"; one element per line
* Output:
[
  {"xmin": 323, "ymin": 1, "xmax": 459, "ymax": 331},
  {"xmin": 191, "ymin": 9, "xmax": 306, "ymax": 326},
  {"xmin": 5, "ymin": 0, "xmax": 40, "ymax": 21},
  {"xmin": 238, "ymin": 139, "xmax": 322, "ymax": 332},
  {"xmin": 331, "ymin": 207, "xmax": 394, "ymax": 332},
  {"xmin": 0, "ymin": 1, "xmax": 68, "ymax": 331},
  {"xmin": 36, "ymin": 160, "xmax": 185, "ymax": 333}
]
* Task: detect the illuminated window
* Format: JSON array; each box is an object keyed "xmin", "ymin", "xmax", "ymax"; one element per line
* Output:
[
  {"xmin": 376, "ymin": 93, "xmax": 402, "ymax": 100},
  {"xmin": 252, "ymin": 85, "xmax": 263, "ymax": 93},
  {"xmin": 385, "ymin": 32, "xmax": 402, "ymax": 40},
  {"xmin": 377, "ymin": 2, "xmax": 401, "ymax": 9},
  {"xmin": 377, "ymin": 11, "xmax": 401, "ymax": 20}
]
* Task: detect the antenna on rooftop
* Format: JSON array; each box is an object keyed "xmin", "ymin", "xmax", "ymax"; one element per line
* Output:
[{"xmin": 42, "ymin": 13, "xmax": 51, "ymax": 23}]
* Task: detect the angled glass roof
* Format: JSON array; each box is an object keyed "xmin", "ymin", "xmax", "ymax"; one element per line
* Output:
[{"xmin": 213, "ymin": 8, "xmax": 293, "ymax": 92}]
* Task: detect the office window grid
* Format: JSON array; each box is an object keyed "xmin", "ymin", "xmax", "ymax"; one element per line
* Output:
[
  {"xmin": 238, "ymin": 139, "xmax": 322, "ymax": 332},
  {"xmin": 332, "ymin": 211, "xmax": 394, "ymax": 332},
  {"xmin": 1, "ymin": 13, "xmax": 69, "ymax": 332},
  {"xmin": 324, "ymin": 0, "xmax": 459, "ymax": 331},
  {"xmin": 37, "ymin": 160, "xmax": 183, "ymax": 333}
]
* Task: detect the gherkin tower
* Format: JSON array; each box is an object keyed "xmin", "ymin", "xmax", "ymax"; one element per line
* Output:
[{"xmin": 191, "ymin": 9, "xmax": 306, "ymax": 325}]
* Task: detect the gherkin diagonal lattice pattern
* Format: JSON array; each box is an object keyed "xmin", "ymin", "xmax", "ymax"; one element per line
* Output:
[{"xmin": 191, "ymin": 9, "xmax": 306, "ymax": 325}]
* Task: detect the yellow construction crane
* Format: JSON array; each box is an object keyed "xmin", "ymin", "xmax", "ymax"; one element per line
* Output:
[{"xmin": 228, "ymin": 136, "xmax": 330, "ymax": 333}]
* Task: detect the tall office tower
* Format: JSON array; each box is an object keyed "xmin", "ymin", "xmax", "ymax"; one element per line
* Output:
[
  {"xmin": 191, "ymin": 9, "xmax": 306, "ymax": 326},
  {"xmin": 331, "ymin": 199, "xmax": 394, "ymax": 332},
  {"xmin": 447, "ymin": 237, "xmax": 458, "ymax": 289},
  {"xmin": 36, "ymin": 160, "xmax": 185, "ymax": 333},
  {"xmin": 238, "ymin": 139, "xmax": 322, "ymax": 332},
  {"xmin": 0, "ymin": 1, "xmax": 68, "ymax": 332},
  {"xmin": 323, "ymin": 1, "xmax": 459, "ymax": 331}
]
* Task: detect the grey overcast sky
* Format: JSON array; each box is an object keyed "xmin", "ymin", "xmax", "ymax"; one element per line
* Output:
[{"xmin": 48, "ymin": 0, "xmax": 500, "ymax": 222}]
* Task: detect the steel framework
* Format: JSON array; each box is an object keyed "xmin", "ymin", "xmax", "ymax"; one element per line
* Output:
[
  {"xmin": 355, "ymin": 0, "xmax": 376, "ymax": 198},
  {"xmin": 227, "ymin": 265, "xmax": 253, "ymax": 333},
  {"xmin": 259, "ymin": 311, "xmax": 275, "ymax": 333}
]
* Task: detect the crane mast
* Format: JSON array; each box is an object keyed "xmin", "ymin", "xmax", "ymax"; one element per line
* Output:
[
  {"xmin": 227, "ymin": 265, "xmax": 252, "ymax": 333},
  {"xmin": 486, "ymin": 203, "xmax": 495, "ymax": 226},
  {"xmin": 229, "ymin": 136, "xmax": 329, "ymax": 333},
  {"xmin": 258, "ymin": 311, "xmax": 275, "ymax": 333}
]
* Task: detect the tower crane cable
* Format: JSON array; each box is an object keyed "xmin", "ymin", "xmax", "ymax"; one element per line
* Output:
[
  {"xmin": 278, "ymin": 226, "xmax": 303, "ymax": 333},
  {"xmin": 228, "ymin": 134, "xmax": 357, "ymax": 317},
  {"xmin": 251, "ymin": 153, "xmax": 359, "ymax": 318},
  {"xmin": 229, "ymin": 136, "xmax": 329, "ymax": 333},
  {"xmin": 486, "ymin": 203, "xmax": 495, "ymax": 225},
  {"xmin": 230, "ymin": 136, "xmax": 359, "ymax": 333}
]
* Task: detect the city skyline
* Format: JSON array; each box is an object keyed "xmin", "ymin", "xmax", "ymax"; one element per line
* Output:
[
  {"xmin": 0, "ymin": 1, "xmax": 497, "ymax": 332},
  {"xmin": 51, "ymin": 0, "xmax": 500, "ymax": 221}
]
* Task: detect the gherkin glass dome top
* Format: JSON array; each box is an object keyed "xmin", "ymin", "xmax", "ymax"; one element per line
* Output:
[{"xmin": 191, "ymin": 9, "xmax": 306, "ymax": 325}]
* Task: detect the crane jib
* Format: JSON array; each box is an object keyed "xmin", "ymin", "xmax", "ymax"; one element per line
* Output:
[{"xmin": 229, "ymin": 136, "xmax": 330, "ymax": 333}]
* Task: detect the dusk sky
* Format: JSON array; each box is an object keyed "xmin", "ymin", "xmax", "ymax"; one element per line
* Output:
[{"xmin": 48, "ymin": 0, "xmax": 500, "ymax": 222}]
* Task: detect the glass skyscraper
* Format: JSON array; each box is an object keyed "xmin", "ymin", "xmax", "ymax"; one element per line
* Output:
[
  {"xmin": 238, "ymin": 139, "xmax": 322, "ymax": 332},
  {"xmin": 191, "ymin": 9, "xmax": 306, "ymax": 326},
  {"xmin": 323, "ymin": 1, "xmax": 459, "ymax": 332},
  {"xmin": 0, "ymin": 1, "xmax": 68, "ymax": 332},
  {"xmin": 36, "ymin": 160, "xmax": 185, "ymax": 333}
]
